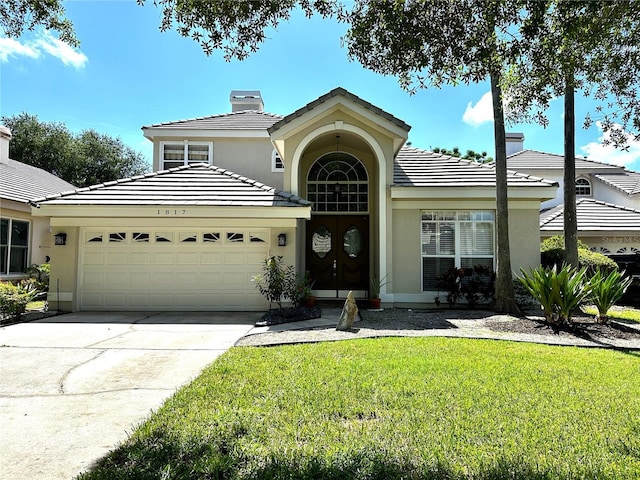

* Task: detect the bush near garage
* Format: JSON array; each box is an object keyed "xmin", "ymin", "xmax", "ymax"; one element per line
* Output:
[{"xmin": 0, "ymin": 281, "xmax": 40, "ymax": 324}]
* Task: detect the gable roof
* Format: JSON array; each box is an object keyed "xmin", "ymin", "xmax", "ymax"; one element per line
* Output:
[
  {"xmin": 506, "ymin": 149, "xmax": 622, "ymax": 171},
  {"xmin": 593, "ymin": 171, "xmax": 640, "ymax": 196},
  {"xmin": 142, "ymin": 110, "xmax": 282, "ymax": 131},
  {"xmin": 540, "ymin": 198, "xmax": 640, "ymax": 232},
  {"xmin": 268, "ymin": 87, "xmax": 411, "ymax": 135},
  {"xmin": 392, "ymin": 147, "xmax": 557, "ymax": 188},
  {"xmin": 30, "ymin": 164, "xmax": 311, "ymax": 208},
  {"xmin": 0, "ymin": 158, "xmax": 75, "ymax": 204}
]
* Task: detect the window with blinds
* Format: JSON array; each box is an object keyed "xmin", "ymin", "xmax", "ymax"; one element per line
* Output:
[
  {"xmin": 161, "ymin": 142, "xmax": 213, "ymax": 169},
  {"xmin": 421, "ymin": 211, "xmax": 494, "ymax": 291}
]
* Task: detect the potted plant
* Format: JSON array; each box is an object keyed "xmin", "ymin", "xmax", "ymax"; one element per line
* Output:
[
  {"xmin": 369, "ymin": 273, "xmax": 389, "ymax": 309},
  {"xmin": 296, "ymin": 271, "xmax": 316, "ymax": 308}
]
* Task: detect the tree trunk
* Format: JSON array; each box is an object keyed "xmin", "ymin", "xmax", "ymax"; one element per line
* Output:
[
  {"xmin": 491, "ymin": 71, "xmax": 521, "ymax": 315},
  {"xmin": 564, "ymin": 77, "xmax": 579, "ymax": 267}
]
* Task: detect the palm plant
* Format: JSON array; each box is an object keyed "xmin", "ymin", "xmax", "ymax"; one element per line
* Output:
[{"xmin": 588, "ymin": 269, "xmax": 633, "ymax": 324}]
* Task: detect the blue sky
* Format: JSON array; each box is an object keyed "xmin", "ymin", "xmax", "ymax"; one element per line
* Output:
[{"xmin": 2, "ymin": 0, "xmax": 639, "ymax": 171}]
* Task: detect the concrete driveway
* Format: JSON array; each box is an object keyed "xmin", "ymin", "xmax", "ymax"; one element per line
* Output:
[{"xmin": 0, "ymin": 311, "xmax": 260, "ymax": 480}]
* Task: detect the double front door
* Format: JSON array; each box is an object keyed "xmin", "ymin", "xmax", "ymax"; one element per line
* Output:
[{"xmin": 306, "ymin": 215, "xmax": 369, "ymax": 297}]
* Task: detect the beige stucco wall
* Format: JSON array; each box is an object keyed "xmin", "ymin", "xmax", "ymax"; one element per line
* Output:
[
  {"xmin": 390, "ymin": 201, "xmax": 544, "ymax": 305},
  {"xmin": 47, "ymin": 226, "xmax": 78, "ymax": 311},
  {"xmin": 1, "ymin": 200, "xmax": 54, "ymax": 279},
  {"xmin": 151, "ymin": 136, "xmax": 283, "ymax": 190}
]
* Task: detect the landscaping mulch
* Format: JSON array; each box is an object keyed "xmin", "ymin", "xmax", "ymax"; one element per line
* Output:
[
  {"xmin": 256, "ymin": 306, "xmax": 322, "ymax": 326},
  {"xmin": 485, "ymin": 314, "xmax": 640, "ymax": 341}
]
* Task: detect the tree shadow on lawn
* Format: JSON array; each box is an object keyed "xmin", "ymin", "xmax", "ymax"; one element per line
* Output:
[{"xmin": 79, "ymin": 427, "xmax": 618, "ymax": 480}]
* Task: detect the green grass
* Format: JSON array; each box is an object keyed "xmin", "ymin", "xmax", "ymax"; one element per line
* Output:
[
  {"xmin": 582, "ymin": 305, "xmax": 640, "ymax": 323},
  {"xmin": 78, "ymin": 338, "xmax": 640, "ymax": 480},
  {"xmin": 26, "ymin": 300, "xmax": 46, "ymax": 311}
]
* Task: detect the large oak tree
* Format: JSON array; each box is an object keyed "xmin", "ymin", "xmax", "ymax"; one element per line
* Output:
[{"xmin": 3, "ymin": 113, "xmax": 149, "ymax": 187}]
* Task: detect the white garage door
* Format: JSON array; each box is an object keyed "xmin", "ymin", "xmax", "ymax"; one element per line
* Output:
[{"xmin": 78, "ymin": 228, "xmax": 271, "ymax": 311}]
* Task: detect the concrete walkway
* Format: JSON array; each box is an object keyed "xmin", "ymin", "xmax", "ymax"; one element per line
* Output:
[{"xmin": 0, "ymin": 311, "xmax": 259, "ymax": 480}]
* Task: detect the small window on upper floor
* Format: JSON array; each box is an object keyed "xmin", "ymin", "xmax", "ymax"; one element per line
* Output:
[
  {"xmin": 161, "ymin": 141, "xmax": 213, "ymax": 170},
  {"xmin": 575, "ymin": 178, "xmax": 591, "ymax": 196},
  {"xmin": 272, "ymin": 150, "xmax": 284, "ymax": 172}
]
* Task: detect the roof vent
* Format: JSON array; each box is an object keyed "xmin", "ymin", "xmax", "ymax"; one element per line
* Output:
[
  {"xmin": 506, "ymin": 132, "xmax": 524, "ymax": 156},
  {"xmin": 0, "ymin": 125, "xmax": 11, "ymax": 164},
  {"xmin": 230, "ymin": 90, "xmax": 264, "ymax": 112}
]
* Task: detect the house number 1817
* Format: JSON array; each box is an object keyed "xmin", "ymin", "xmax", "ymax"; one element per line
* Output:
[{"xmin": 157, "ymin": 209, "xmax": 187, "ymax": 215}]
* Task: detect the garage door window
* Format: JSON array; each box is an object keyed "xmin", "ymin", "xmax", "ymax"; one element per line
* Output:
[
  {"xmin": 84, "ymin": 230, "xmax": 270, "ymax": 246},
  {"xmin": 203, "ymin": 232, "xmax": 220, "ymax": 243}
]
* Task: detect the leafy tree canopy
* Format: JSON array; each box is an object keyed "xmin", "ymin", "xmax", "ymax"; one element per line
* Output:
[
  {"xmin": 505, "ymin": 0, "xmax": 640, "ymax": 146},
  {"xmin": 138, "ymin": 0, "xmax": 342, "ymax": 60},
  {"xmin": 3, "ymin": 113, "xmax": 150, "ymax": 187},
  {"xmin": 1, "ymin": 0, "xmax": 77, "ymax": 46}
]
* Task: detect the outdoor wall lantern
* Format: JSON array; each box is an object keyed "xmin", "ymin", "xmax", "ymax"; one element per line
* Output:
[
  {"xmin": 54, "ymin": 232, "xmax": 67, "ymax": 246},
  {"xmin": 277, "ymin": 233, "xmax": 287, "ymax": 247}
]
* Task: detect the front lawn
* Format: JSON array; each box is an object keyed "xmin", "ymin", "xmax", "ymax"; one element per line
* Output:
[
  {"xmin": 582, "ymin": 305, "xmax": 640, "ymax": 324},
  {"xmin": 78, "ymin": 338, "xmax": 640, "ymax": 479}
]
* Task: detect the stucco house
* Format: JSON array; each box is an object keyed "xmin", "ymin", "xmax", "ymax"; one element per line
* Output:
[
  {"xmin": 504, "ymin": 133, "xmax": 640, "ymax": 256},
  {"xmin": 0, "ymin": 126, "xmax": 75, "ymax": 281},
  {"xmin": 31, "ymin": 88, "xmax": 556, "ymax": 311}
]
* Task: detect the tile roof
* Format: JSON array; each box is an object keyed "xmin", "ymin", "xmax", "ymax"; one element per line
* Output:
[
  {"xmin": 593, "ymin": 171, "xmax": 640, "ymax": 196},
  {"xmin": 142, "ymin": 110, "xmax": 282, "ymax": 131},
  {"xmin": 31, "ymin": 164, "xmax": 311, "ymax": 208},
  {"xmin": 268, "ymin": 87, "xmax": 411, "ymax": 134},
  {"xmin": 392, "ymin": 147, "xmax": 557, "ymax": 188},
  {"xmin": 505, "ymin": 149, "xmax": 622, "ymax": 171},
  {"xmin": 0, "ymin": 159, "xmax": 76, "ymax": 204},
  {"xmin": 540, "ymin": 198, "xmax": 640, "ymax": 232}
]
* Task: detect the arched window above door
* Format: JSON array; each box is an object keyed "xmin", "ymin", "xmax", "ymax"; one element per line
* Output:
[{"xmin": 307, "ymin": 152, "xmax": 369, "ymax": 212}]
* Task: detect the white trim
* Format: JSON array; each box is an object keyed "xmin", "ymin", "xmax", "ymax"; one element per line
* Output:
[
  {"xmin": 159, "ymin": 140, "xmax": 213, "ymax": 169},
  {"xmin": 290, "ymin": 122, "xmax": 388, "ymax": 295},
  {"xmin": 144, "ymin": 128, "xmax": 270, "ymax": 139}
]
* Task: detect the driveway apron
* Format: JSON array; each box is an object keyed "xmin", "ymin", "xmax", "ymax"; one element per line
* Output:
[{"xmin": 0, "ymin": 311, "xmax": 259, "ymax": 480}]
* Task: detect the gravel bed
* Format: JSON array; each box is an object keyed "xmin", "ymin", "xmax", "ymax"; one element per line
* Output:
[{"xmin": 236, "ymin": 307, "xmax": 640, "ymax": 349}]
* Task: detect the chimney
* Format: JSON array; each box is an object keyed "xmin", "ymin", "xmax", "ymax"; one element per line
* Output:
[
  {"xmin": 230, "ymin": 90, "xmax": 264, "ymax": 112},
  {"xmin": 0, "ymin": 125, "xmax": 11, "ymax": 164},
  {"xmin": 505, "ymin": 132, "xmax": 524, "ymax": 156}
]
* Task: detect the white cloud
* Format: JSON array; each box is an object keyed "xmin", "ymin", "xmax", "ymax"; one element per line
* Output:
[
  {"xmin": 580, "ymin": 122, "xmax": 640, "ymax": 171},
  {"xmin": 0, "ymin": 37, "xmax": 39, "ymax": 61},
  {"xmin": 462, "ymin": 91, "xmax": 494, "ymax": 127},
  {"xmin": 36, "ymin": 31, "xmax": 88, "ymax": 68},
  {"xmin": 0, "ymin": 31, "xmax": 87, "ymax": 69}
]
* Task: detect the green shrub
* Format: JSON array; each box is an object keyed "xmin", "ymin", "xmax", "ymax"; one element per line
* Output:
[
  {"xmin": 0, "ymin": 281, "xmax": 40, "ymax": 323},
  {"xmin": 541, "ymin": 235, "xmax": 589, "ymax": 252},
  {"xmin": 540, "ymin": 236, "xmax": 617, "ymax": 274},
  {"xmin": 578, "ymin": 249, "xmax": 618, "ymax": 274},
  {"xmin": 435, "ymin": 265, "xmax": 495, "ymax": 308},
  {"xmin": 25, "ymin": 263, "xmax": 50, "ymax": 291},
  {"xmin": 252, "ymin": 256, "xmax": 294, "ymax": 310},
  {"xmin": 518, "ymin": 264, "xmax": 591, "ymax": 325},
  {"xmin": 589, "ymin": 270, "xmax": 633, "ymax": 323}
]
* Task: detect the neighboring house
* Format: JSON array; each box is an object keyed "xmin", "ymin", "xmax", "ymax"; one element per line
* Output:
[
  {"xmin": 504, "ymin": 133, "xmax": 640, "ymax": 256},
  {"xmin": 0, "ymin": 125, "xmax": 76, "ymax": 281},
  {"xmin": 540, "ymin": 199, "xmax": 640, "ymax": 257},
  {"xmin": 31, "ymin": 88, "xmax": 556, "ymax": 311}
]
